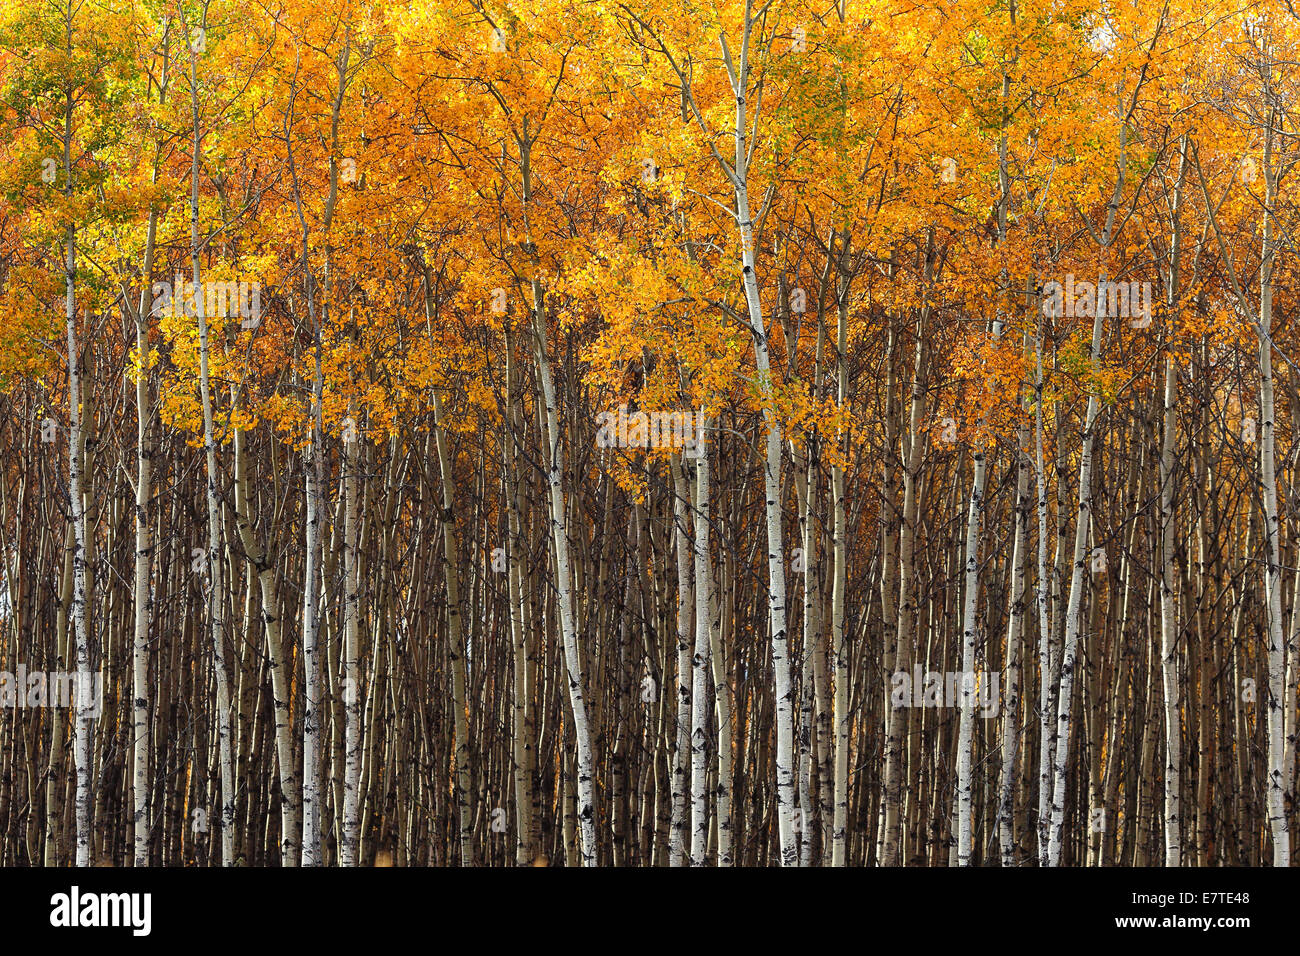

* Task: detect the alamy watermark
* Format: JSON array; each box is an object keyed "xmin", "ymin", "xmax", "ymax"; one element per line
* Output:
[
  {"xmin": 50, "ymin": 886, "xmax": 150, "ymax": 936},
  {"xmin": 151, "ymin": 276, "xmax": 263, "ymax": 328},
  {"xmin": 1042, "ymin": 274, "xmax": 1152, "ymax": 328},
  {"xmin": 0, "ymin": 666, "xmax": 102, "ymax": 718},
  {"xmin": 595, "ymin": 405, "xmax": 704, "ymax": 459},
  {"xmin": 891, "ymin": 667, "xmax": 1000, "ymax": 718}
]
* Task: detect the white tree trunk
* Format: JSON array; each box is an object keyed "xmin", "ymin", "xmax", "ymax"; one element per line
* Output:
[
  {"xmin": 189, "ymin": 41, "xmax": 237, "ymax": 868},
  {"xmin": 431, "ymin": 389, "xmax": 475, "ymax": 865},
  {"xmin": 1157, "ymin": 139, "xmax": 1188, "ymax": 867},
  {"xmin": 956, "ymin": 311, "xmax": 1007, "ymax": 865},
  {"xmin": 65, "ymin": 219, "xmax": 93, "ymax": 868},
  {"xmin": 341, "ymin": 404, "xmax": 361, "ymax": 866},
  {"xmin": 997, "ymin": 421, "xmax": 1030, "ymax": 865},
  {"xmin": 1033, "ymin": 321, "xmax": 1056, "ymax": 866},
  {"xmin": 830, "ymin": 262, "xmax": 851, "ymax": 867},
  {"xmin": 670, "ymin": 457, "xmax": 693, "ymax": 865},
  {"xmin": 131, "ymin": 209, "xmax": 158, "ymax": 867},
  {"xmin": 299, "ymin": 355, "xmax": 324, "ymax": 866},
  {"xmin": 1259, "ymin": 122, "xmax": 1290, "ymax": 866},
  {"xmin": 530, "ymin": 274, "xmax": 599, "ymax": 865},
  {"xmin": 1047, "ymin": 107, "xmax": 1128, "ymax": 864},
  {"xmin": 956, "ymin": 439, "xmax": 989, "ymax": 865},
  {"xmin": 233, "ymin": 422, "xmax": 300, "ymax": 864},
  {"xmin": 1046, "ymin": 303, "xmax": 1105, "ymax": 867},
  {"xmin": 690, "ymin": 440, "xmax": 713, "ymax": 865},
  {"xmin": 735, "ymin": 190, "xmax": 796, "ymax": 866}
]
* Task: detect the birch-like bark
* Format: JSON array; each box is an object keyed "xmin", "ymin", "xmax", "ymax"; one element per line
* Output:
[
  {"xmin": 882, "ymin": 241, "xmax": 933, "ymax": 865},
  {"xmin": 708, "ymin": 570, "xmax": 733, "ymax": 866},
  {"xmin": 187, "ymin": 17, "xmax": 236, "ymax": 865},
  {"xmin": 1046, "ymin": 298, "xmax": 1105, "ymax": 867},
  {"xmin": 724, "ymin": 17, "xmax": 797, "ymax": 863},
  {"xmin": 416, "ymin": 262, "xmax": 475, "ymax": 864},
  {"xmin": 65, "ymin": 191, "xmax": 92, "ymax": 871},
  {"xmin": 514, "ymin": 128, "xmax": 599, "ymax": 865},
  {"xmin": 670, "ymin": 456, "xmax": 693, "ymax": 865},
  {"xmin": 232, "ymin": 422, "xmax": 300, "ymax": 863},
  {"xmin": 341, "ymin": 402, "xmax": 361, "ymax": 866},
  {"xmin": 963, "ymin": 14, "xmax": 1014, "ymax": 868},
  {"xmin": 1046, "ymin": 83, "xmax": 1132, "ymax": 865},
  {"xmin": 690, "ymin": 439, "xmax": 713, "ymax": 865},
  {"xmin": 283, "ymin": 29, "xmax": 351, "ymax": 866},
  {"xmin": 956, "ymin": 309, "xmax": 1007, "ymax": 865},
  {"xmin": 955, "ymin": 436, "xmax": 989, "ymax": 866},
  {"xmin": 51, "ymin": 0, "xmax": 99, "ymax": 866},
  {"xmin": 830, "ymin": 240, "xmax": 852, "ymax": 866},
  {"xmin": 529, "ymin": 277, "xmax": 598, "ymax": 865},
  {"xmin": 1034, "ymin": 313, "xmax": 1055, "ymax": 866},
  {"xmin": 1193, "ymin": 120, "xmax": 1291, "ymax": 866},
  {"xmin": 431, "ymin": 388, "xmax": 475, "ymax": 865},
  {"xmin": 503, "ymin": 327, "xmax": 535, "ymax": 864},
  {"xmin": 997, "ymin": 418, "xmax": 1030, "ymax": 865},
  {"xmin": 131, "ymin": 206, "xmax": 159, "ymax": 867},
  {"xmin": 635, "ymin": 0, "xmax": 794, "ymax": 861},
  {"xmin": 298, "ymin": 351, "xmax": 325, "ymax": 868},
  {"xmin": 1258, "ymin": 115, "xmax": 1290, "ymax": 866},
  {"xmin": 1156, "ymin": 137, "xmax": 1188, "ymax": 867}
]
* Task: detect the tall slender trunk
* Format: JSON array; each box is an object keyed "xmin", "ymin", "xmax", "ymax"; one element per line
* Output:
[
  {"xmin": 998, "ymin": 418, "xmax": 1031, "ymax": 865},
  {"xmin": 504, "ymin": 326, "xmax": 535, "ymax": 865},
  {"xmin": 722, "ymin": 8, "xmax": 797, "ymax": 863},
  {"xmin": 1258, "ymin": 114, "xmax": 1291, "ymax": 867},
  {"xmin": 1034, "ymin": 315, "xmax": 1056, "ymax": 866},
  {"xmin": 883, "ymin": 244, "xmax": 933, "ymax": 865},
  {"xmin": 189, "ymin": 32, "xmax": 236, "ymax": 868},
  {"xmin": 432, "ymin": 390, "xmax": 475, "ymax": 865},
  {"xmin": 1157, "ymin": 137, "xmax": 1189, "ymax": 867},
  {"xmin": 233, "ymin": 421, "xmax": 300, "ymax": 864},
  {"xmin": 670, "ymin": 457, "xmax": 693, "ymax": 865},
  {"xmin": 1046, "ymin": 297, "xmax": 1106, "ymax": 867},
  {"xmin": 298, "ymin": 317, "xmax": 325, "ymax": 868},
  {"xmin": 131, "ymin": 206, "xmax": 159, "ymax": 867},
  {"xmin": 830, "ymin": 242, "xmax": 852, "ymax": 866},
  {"xmin": 65, "ymin": 215, "xmax": 92, "ymax": 869},
  {"xmin": 956, "ymin": 312, "xmax": 1007, "ymax": 865},
  {"xmin": 340, "ymin": 402, "xmax": 362, "ymax": 866},
  {"xmin": 690, "ymin": 439, "xmax": 713, "ymax": 865},
  {"xmin": 517, "ymin": 129, "xmax": 598, "ymax": 865}
]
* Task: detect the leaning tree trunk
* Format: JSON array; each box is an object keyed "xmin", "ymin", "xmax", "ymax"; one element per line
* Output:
[{"xmin": 1046, "ymin": 299, "xmax": 1106, "ymax": 867}]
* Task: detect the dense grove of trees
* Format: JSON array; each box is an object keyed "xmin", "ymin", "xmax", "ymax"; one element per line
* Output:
[{"xmin": 0, "ymin": 0, "xmax": 1299, "ymax": 866}]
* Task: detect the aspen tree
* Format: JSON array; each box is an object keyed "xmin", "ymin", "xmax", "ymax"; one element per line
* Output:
[
  {"xmin": 420, "ymin": 266, "xmax": 476, "ymax": 866},
  {"xmin": 997, "ymin": 415, "xmax": 1030, "ymax": 866},
  {"xmin": 129, "ymin": 205, "xmax": 158, "ymax": 868},
  {"xmin": 1193, "ymin": 118, "xmax": 1292, "ymax": 865},
  {"xmin": 690, "ymin": 442, "xmax": 713, "ymax": 865},
  {"xmin": 1047, "ymin": 66, "xmax": 1147, "ymax": 864},
  {"xmin": 669, "ymin": 455, "xmax": 692, "ymax": 865},
  {"xmin": 829, "ymin": 248, "xmax": 852, "ymax": 867},
  {"xmin": 627, "ymin": 1, "xmax": 799, "ymax": 861},
  {"xmin": 1156, "ymin": 137, "xmax": 1189, "ymax": 867},
  {"xmin": 181, "ymin": 0, "xmax": 237, "ymax": 867},
  {"xmin": 0, "ymin": 0, "xmax": 1297, "ymax": 871}
]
